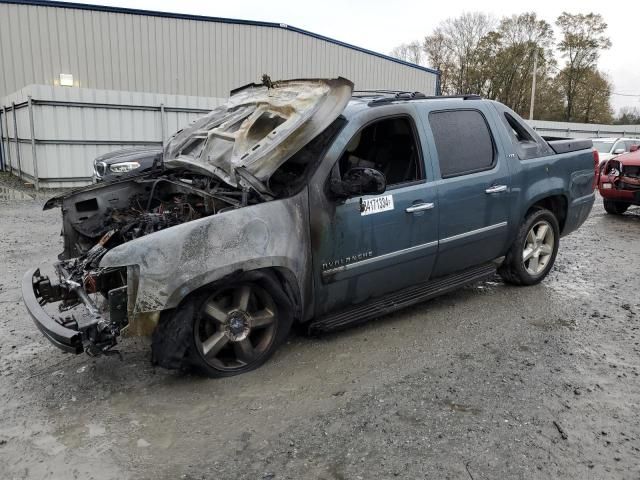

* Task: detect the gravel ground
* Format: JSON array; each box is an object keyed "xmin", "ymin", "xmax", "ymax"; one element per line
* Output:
[{"xmin": 0, "ymin": 173, "xmax": 639, "ymax": 480}]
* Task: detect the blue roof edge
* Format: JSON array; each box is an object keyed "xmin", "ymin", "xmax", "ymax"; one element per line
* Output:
[{"xmin": 1, "ymin": 0, "xmax": 441, "ymax": 77}]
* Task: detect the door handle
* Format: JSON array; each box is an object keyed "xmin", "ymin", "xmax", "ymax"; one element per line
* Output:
[
  {"xmin": 485, "ymin": 185, "xmax": 508, "ymax": 194},
  {"xmin": 405, "ymin": 202, "xmax": 434, "ymax": 213}
]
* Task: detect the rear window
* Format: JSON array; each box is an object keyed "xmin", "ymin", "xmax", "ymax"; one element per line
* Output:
[{"xmin": 429, "ymin": 110, "xmax": 494, "ymax": 177}]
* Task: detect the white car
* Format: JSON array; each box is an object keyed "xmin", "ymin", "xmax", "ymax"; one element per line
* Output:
[{"xmin": 592, "ymin": 137, "xmax": 640, "ymax": 165}]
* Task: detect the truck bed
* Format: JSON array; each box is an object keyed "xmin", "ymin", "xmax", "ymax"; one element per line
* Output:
[{"xmin": 547, "ymin": 138, "xmax": 593, "ymax": 155}]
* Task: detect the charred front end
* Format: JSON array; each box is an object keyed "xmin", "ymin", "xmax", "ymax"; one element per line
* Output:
[
  {"xmin": 21, "ymin": 76, "xmax": 353, "ymax": 359},
  {"xmin": 23, "ymin": 171, "xmax": 256, "ymax": 356}
]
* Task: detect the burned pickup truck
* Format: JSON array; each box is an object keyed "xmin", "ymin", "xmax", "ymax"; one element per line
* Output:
[{"xmin": 23, "ymin": 77, "xmax": 597, "ymax": 377}]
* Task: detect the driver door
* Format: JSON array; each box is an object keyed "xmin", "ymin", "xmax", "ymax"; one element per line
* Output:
[{"xmin": 309, "ymin": 107, "xmax": 439, "ymax": 316}]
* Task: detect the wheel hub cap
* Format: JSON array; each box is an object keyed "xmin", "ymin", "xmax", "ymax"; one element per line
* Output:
[
  {"xmin": 523, "ymin": 220, "xmax": 554, "ymax": 275},
  {"xmin": 225, "ymin": 310, "xmax": 251, "ymax": 341}
]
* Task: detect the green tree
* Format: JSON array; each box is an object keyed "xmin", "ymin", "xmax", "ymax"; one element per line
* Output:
[
  {"xmin": 556, "ymin": 12, "xmax": 611, "ymax": 121},
  {"xmin": 534, "ymin": 75, "xmax": 565, "ymax": 121},
  {"xmin": 569, "ymin": 69, "xmax": 612, "ymax": 123},
  {"xmin": 480, "ymin": 13, "xmax": 554, "ymax": 116}
]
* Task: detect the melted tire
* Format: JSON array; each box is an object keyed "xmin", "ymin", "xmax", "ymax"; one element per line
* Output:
[
  {"xmin": 151, "ymin": 301, "xmax": 198, "ymax": 371},
  {"xmin": 151, "ymin": 272, "xmax": 293, "ymax": 377},
  {"xmin": 499, "ymin": 208, "xmax": 560, "ymax": 286}
]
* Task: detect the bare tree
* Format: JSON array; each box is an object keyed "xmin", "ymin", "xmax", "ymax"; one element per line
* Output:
[
  {"xmin": 438, "ymin": 12, "xmax": 495, "ymax": 94},
  {"xmin": 389, "ymin": 41, "xmax": 424, "ymax": 65},
  {"xmin": 423, "ymin": 30, "xmax": 455, "ymax": 94},
  {"xmin": 391, "ymin": 10, "xmax": 614, "ymax": 123}
]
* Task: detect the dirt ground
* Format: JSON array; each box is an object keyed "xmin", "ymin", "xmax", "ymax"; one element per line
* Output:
[{"xmin": 0, "ymin": 173, "xmax": 639, "ymax": 480}]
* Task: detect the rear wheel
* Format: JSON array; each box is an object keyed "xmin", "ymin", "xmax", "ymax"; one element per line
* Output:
[
  {"xmin": 603, "ymin": 199, "xmax": 630, "ymax": 215},
  {"xmin": 189, "ymin": 280, "xmax": 292, "ymax": 378},
  {"xmin": 499, "ymin": 208, "xmax": 560, "ymax": 286}
]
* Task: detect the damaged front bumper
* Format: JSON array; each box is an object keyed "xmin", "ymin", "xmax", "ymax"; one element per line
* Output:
[
  {"xmin": 22, "ymin": 268, "xmax": 84, "ymax": 354},
  {"xmin": 22, "ymin": 267, "xmax": 126, "ymax": 356}
]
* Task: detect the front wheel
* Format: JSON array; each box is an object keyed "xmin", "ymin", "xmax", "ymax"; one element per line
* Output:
[
  {"xmin": 499, "ymin": 208, "xmax": 560, "ymax": 286},
  {"xmin": 189, "ymin": 279, "xmax": 293, "ymax": 378},
  {"xmin": 603, "ymin": 199, "xmax": 630, "ymax": 215}
]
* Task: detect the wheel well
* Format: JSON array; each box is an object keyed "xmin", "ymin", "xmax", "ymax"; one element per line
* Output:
[
  {"xmin": 526, "ymin": 195, "xmax": 567, "ymax": 233},
  {"xmin": 186, "ymin": 267, "xmax": 302, "ymax": 321}
]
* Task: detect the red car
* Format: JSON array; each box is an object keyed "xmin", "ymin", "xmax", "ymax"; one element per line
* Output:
[{"xmin": 598, "ymin": 146, "xmax": 640, "ymax": 214}]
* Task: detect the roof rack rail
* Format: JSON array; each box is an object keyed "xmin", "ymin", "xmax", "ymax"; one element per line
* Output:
[
  {"xmin": 367, "ymin": 93, "xmax": 482, "ymax": 106},
  {"xmin": 352, "ymin": 89, "xmax": 415, "ymax": 96}
]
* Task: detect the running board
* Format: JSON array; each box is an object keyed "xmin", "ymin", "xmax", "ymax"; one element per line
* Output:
[{"xmin": 308, "ymin": 263, "xmax": 496, "ymax": 334}]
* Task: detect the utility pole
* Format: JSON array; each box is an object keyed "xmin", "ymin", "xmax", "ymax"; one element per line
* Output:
[{"xmin": 529, "ymin": 53, "xmax": 538, "ymax": 120}]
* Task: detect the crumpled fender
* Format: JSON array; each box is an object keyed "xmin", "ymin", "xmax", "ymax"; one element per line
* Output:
[{"xmin": 99, "ymin": 190, "xmax": 310, "ymax": 316}]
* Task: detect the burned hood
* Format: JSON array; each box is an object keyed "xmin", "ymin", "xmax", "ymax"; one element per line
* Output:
[{"xmin": 163, "ymin": 77, "xmax": 353, "ymax": 188}]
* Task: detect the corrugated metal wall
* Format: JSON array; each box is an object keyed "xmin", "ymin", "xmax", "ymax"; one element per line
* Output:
[{"xmin": 0, "ymin": 1, "xmax": 438, "ymax": 99}]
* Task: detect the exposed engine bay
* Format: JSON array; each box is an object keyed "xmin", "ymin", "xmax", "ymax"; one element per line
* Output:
[{"xmin": 58, "ymin": 171, "xmax": 255, "ymax": 258}]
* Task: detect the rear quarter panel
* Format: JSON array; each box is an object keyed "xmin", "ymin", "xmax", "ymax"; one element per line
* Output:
[{"xmin": 513, "ymin": 150, "xmax": 595, "ymax": 235}]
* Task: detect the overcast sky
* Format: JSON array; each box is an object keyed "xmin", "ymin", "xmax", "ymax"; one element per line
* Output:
[{"xmin": 68, "ymin": 0, "xmax": 640, "ymax": 114}]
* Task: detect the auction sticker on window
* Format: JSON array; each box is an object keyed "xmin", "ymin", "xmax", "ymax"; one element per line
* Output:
[{"xmin": 360, "ymin": 195, "xmax": 394, "ymax": 216}]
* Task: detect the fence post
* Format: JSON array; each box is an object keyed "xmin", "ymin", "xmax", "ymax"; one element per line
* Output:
[
  {"xmin": 160, "ymin": 103, "xmax": 166, "ymax": 148},
  {"xmin": 27, "ymin": 96, "xmax": 39, "ymax": 191},
  {"xmin": 0, "ymin": 108, "xmax": 4, "ymax": 171},
  {"xmin": 3, "ymin": 106, "xmax": 12, "ymax": 174},
  {"xmin": 12, "ymin": 102, "xmax": 22, "ymax": 181}
]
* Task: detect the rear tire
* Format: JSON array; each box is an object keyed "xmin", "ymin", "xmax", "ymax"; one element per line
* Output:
[
  {"xmin": 603, "ymin": 199, "xmax": 630, "ymax": 215},
  {"xmin": 499, "ymin": 208, "xmax": 560, "ymax": 286}
]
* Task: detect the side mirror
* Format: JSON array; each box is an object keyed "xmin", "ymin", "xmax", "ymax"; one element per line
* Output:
[
  {"xmin": 330, "ymin": 167, "xmax": 386, "ymax": 198},
  {"xmin": 630, "ymin": 145, "xmax": 639, "ymax": 152},
  {"xmin": 613, "ymin": 148, "xmax": 626, "ymax": 155}
]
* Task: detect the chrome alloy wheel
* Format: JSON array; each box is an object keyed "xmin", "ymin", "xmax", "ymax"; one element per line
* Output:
[
  {"xmin": 522, "ymin": 220, "xmax": 555, "ymax": 276},
  {"xmin": 194, "ymin": 284, "xmax": 277, "ymax": 371}
]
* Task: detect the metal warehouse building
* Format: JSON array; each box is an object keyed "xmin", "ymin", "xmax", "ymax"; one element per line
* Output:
[{"xmin": 0, "ymin": 0, "xmax": 440, "ymax": 187}]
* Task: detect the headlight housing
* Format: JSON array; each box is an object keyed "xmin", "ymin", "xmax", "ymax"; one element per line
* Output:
[
  {"xmin": 94, "ymin": 161, "xmax": 107, "ymax": 178},
  {"xmin": 109, "ymin": 161, "xmax": 141, "ymax": 173}
]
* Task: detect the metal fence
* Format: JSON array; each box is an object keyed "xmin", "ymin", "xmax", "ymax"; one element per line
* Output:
[
  {"xmin": 0, "ymin": 85, "xmax": 222, "ymax": 189},
  {"xmin": 528, "ymin": 119, "xmax": 640, "ymax": 139}
]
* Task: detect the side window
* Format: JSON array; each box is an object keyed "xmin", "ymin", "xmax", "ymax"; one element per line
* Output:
[
  {"xmin": 338, "ymin": 117, "xmax": 423, "ymax": 187},
  {"xmin": 626, "ymin": 140, "xmax": 640, "ymax": 151},
  {"xmin": 614, "ymin": 141, "xmax": 628, "ymax": 153},
  {"xmin": 429, "ymin": 110, "xmax": 494, "ymax": 178}
]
